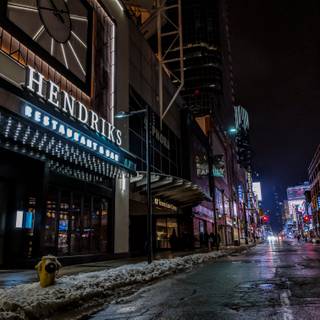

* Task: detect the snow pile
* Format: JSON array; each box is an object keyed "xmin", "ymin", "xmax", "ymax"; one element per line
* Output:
[{"xmin": 0, "ymin": 250, "xmax": 227, "ymax": 319}]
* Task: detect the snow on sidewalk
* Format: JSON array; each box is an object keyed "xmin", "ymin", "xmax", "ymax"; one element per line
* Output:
[{"xmin": 0, "ymin": 250, "xmax": 227, "ymax": 320}]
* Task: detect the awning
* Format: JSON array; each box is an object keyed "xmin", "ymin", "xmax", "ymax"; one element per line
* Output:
[
  {"xmin": 0, "ymin": 107, "xmax": 136, "ymax": 184},
  {"xmin": 131, "ymin": 171, "xmax": 210, "ymax": 208}
]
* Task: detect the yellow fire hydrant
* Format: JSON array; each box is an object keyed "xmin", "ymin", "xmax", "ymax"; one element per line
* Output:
[{"xmin": 35, "ymin": 255, "xmax": 61, "ymax": 288}]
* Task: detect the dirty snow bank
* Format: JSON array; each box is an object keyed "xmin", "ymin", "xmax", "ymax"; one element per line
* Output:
[{"xmin": 0, "ymin": 250, "xmax": 228, "ymax": 319}]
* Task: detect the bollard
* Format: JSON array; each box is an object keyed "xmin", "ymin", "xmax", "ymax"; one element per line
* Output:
[{"xmin": 35, "ymin": 255, "xmax": 61, "ymax": 288}]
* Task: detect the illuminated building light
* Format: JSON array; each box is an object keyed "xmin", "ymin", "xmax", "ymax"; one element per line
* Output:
[
  {"xmin": 71, "ymin": 31, "xmax": 87, "ymax": 48},
  {"xmin": 15, "ymin": 211, "xmax": 23, "ymax": 228},
  {"xmin": 32, "ymin": 25, "xmax": 45, "ymax": 41},
  {"xmin": 60, "ymin": 44, "xmax": 69, "ymax": 69},
  {"xmin": 120, "ymin": 173, "xmax": 126, "ymax": 192},
  {"xmin": 114, "ymin": 0, "xmax": 124, "ymax": 11},
  {"xmin": 25, "ymin": 66, "xmax": 122, "ymax": 146},
  {"xmin": 68, "ymin": 41, "xmax": 86, "ymax": 75},
  {"xmin": 7, "ymin": 3, "xmax": 38, "ymax": 12},
  {"xmin": 70, "ymin": 14, "xmax": 88, "ymax": 22},
  {"xmin": 23, "ymin": 104, "xmax": 121, "ymax": 165},
  {"xmin": 50, "ymin": 38, "xmax": 54, "ymax": 55},
  {"xmin": 0, "ymin": 110, "xmax": 135, "ymax": 178}
]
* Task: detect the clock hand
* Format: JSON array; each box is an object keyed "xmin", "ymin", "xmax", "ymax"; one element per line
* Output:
[
  {"xmin": 38, "ymin": 6, "xmax": 68, "ymax": 14},
  {"xmin": 48, "ymin": 0, "xmax": 65, "ymax": 23}
]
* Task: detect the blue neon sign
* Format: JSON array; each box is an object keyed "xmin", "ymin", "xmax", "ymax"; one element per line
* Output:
[{"xmin": 22, "ymin": 104, "xmax": 136, "ymax": 172}]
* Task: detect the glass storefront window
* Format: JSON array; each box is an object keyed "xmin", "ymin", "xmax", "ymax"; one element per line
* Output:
[
  {"xmin": 82, "ymin": 196, "xmax": 91, "ymax": 253},
  {"xmin": 44, "ymin": 187, "xmax": 58, "ymax": 254},
  {"xmin": 70, "ymin": 193, "xmax": 81, "ymax": 254},
  {"xmin": 193, "ymin": 218, "xmax": 200, "ymax": 242},
  {"xmin": 100, "ymin": 199, "xmax": 109, "ymax": 252},
  {"xmin": 91, "ymin": 197, "xmax": 101, "ymax": 252},
  {"xmin": 58, "ymin": 191, "xmax": 70, "ymax": 255},
  {"xmin": 156, "ymin": 218, "xmax": 178, "ymax": 249},
  {"xmin": 156, "ymin": 218, "xmax": 167, "ymax": 248},
  {"xmin": 44, "ymin": 187, "xmax": 110, "ymax": 256}
]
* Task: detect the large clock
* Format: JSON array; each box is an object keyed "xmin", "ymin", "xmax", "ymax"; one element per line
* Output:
[{"xmin": 4, "ymin": 0, "xmax": 91, "ymax": 87}]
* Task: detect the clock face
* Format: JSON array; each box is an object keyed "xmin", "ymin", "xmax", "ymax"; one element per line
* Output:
[
  {"xmin": 38, "ymin": 0, "xmax": 72, "ymax": 43},
  {"xmin": 5, "ymin": 0, "xmax": 91, "ymax": 85}
]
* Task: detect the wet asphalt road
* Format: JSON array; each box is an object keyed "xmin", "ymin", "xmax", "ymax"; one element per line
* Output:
[{"xmin": 90, "ymin": 240, "xmax": 320, "ymax": 320}]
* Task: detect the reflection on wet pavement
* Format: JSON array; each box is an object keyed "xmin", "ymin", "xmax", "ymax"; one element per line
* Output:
[{"xmin": 90, "ymin": 240, "xmax": 320, "ymax": 320}]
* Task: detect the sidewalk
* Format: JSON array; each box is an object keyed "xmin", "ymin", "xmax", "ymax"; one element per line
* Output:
[
  {"xmin": 0, "ymin": 244, "xmax": 257, "ymax": 320},
  {"xmin": 0, "ymin": 244, "xmax": 254, "ymax": 288}
]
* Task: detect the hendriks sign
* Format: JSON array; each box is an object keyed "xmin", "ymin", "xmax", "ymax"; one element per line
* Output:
[
  {"xmin": 24, "ymin": 66, "xmax": 122, "ymax": 146},
  {"xmin": 23, "ymin": 104, "xmax": 121, "ymax": 164}
]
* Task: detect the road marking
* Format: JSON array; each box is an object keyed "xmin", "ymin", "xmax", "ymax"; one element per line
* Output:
[{"xmin": 280, "ymin": 289, "xmax": 293, "ymax": 320}]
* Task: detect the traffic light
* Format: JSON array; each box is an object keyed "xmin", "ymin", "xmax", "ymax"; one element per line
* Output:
[
  {"xmin": 193, "ymin": 88, "xmax": 201, "ymax": 97},
  {"xmin": 262, "ymin": 215, "xmax": 269, "ymax": 223},
  {"xmin": 303, "ymin": 215, "xmax": 310, "ymax": 223}
]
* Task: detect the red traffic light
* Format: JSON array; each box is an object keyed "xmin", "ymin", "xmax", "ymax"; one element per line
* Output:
[
  {"xmin": 193, "ymin": 89, "xmax": 201, "ymax": 97},
  {"xmin": 262, "ymin": 215, "xmax": 269, "ymax": 223},
  {"xmin": 303, "ymin": 215, "xmax": 310, "ymax": 223}
]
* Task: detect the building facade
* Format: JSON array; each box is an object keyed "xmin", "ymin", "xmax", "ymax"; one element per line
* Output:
[
  {"xmin": 286, "ymin": 183, "xmax": 311, "ymax": 236},
  {"xmin": 0, "ymin": 0, "xmax": 138, "ymax": 267},
  {"xmin": 309, "ymin": 145, "xmax": 320, "ymax": 236}
]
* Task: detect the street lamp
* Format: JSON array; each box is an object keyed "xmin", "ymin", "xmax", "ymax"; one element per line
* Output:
[
  {"xmin": 228, "ymin": 127, "xmax": 237, "ymax": 135},
  {"xmin": 115, "ymin": 106, "xmax": 153, "ymax": 264}
]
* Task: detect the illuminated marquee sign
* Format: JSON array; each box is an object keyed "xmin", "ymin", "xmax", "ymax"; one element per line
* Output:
[
  {"xmin": 154, "ymin": 198, "xmax": 177, "ymax": 212},
  {"xmin": 23, "ymin": 104, "xmax": 122, "ymax": 164},
  {"xmin": 25, "ymin": 66, "xmax": 122, "ymax": 146}
]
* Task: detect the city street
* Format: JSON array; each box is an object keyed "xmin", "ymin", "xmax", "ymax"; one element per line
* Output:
[
  {"xmin": 0, "ymin": 1, "xmax": 319, "ymax": 319},
  {"xmin": 90, "ymin": 241, "xmax": 320, "ymax": 320}
]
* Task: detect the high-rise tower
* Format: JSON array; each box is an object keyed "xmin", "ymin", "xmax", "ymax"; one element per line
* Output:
[{"xmin": 180, "ymin": 0, "xmax": 235, "ymax": 126}]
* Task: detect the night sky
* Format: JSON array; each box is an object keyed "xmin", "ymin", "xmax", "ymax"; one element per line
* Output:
[{"xmin": 228, "ymin": 0, "xmax": 320, "ymax": 207}]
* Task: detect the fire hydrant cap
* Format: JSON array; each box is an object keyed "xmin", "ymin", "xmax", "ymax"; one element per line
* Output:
[{"xmin": 45, "ymin": 262, "xmax": 57, "ymax": 274}]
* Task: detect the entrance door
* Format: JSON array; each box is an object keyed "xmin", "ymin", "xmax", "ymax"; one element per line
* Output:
[{"xmin": 0, "ymin": 181, "xmax": 8, "ymax": 265}]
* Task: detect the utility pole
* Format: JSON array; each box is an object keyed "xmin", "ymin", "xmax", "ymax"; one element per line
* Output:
[
  {"xmin": 243, "ymin": 202, "xmax": 249, "ymax": 245},
  {"xmin": 208, "ymin": 130, "xmax": 219, "ymax": 250},
  {"xmin": 146, "ymin": 105, "xmax": 153, "ymax": 264}
]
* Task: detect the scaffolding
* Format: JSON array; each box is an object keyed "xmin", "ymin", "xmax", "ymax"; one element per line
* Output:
[{"xmin": 124, "ymin": 0, "xmax": 184, "ymax": 123}]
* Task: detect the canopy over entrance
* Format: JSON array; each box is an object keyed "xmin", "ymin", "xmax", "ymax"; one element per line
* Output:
[{"xmin": 131, "ymin": 172, "xmax": 210, "ymax": 208}]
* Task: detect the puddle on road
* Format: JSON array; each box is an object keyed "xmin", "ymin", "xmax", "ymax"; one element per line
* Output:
[
  {"xmin": 238, "ymin": 280, "xmax": 287, "ymax": 291},
  {"xmin": 258, "ymin": 283, "xmax": 275, "ymax": 290},
  {"xmin": 238, "ymin": 282, "xmax": 275, "ymax": 290}
]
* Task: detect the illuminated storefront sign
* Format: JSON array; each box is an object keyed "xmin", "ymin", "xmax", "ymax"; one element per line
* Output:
[
  {"xmin": 287, "ymin": 184, "xmax": 310, "ymax": 200},
  {"xmin": 252, "ymin": 182, "xmax": 262, "ymax": 201},
  {"xmin": 195, "ymin": 155, "xmax": 209, "ymax": 177},
  {"xmin": 212, "ymin": 154, "xmax": 225, "ymax": 177},
  {"xmin": 237, "ymin": 185, "xmax": 244, "ymax": 202},
  {"xmin": 212, "ymin": 167, "xmax": 224, "ymax": 177},
  {"xmin": 25, "ymin": 66, "xmax": 122, "ymax": 146},
  {"xmin": 226, "ymin": 216, "xmax": 233, "ymax": 226},
  {"xmin": 193, "ymin": 205, "xmax": 213, "ymax": 218},
  {"xmin": 23, "ymin": 104, "xmax": 122, "ymax": 165},
  {"xmin": 151, "ymin": 125, "xmax": 170, "ymax": 150},
  {"xmin": 154, "ymin": 198, "xmax": 177, "ymax": 212},
  {"xmin": 317, "ymin": 195, "xmax": 320, "ymax": 209}
]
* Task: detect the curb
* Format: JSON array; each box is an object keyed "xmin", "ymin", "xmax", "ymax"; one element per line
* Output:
[{"xmin": 0, "ymin": 244, "xmax": 255, "ymax": 320}]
